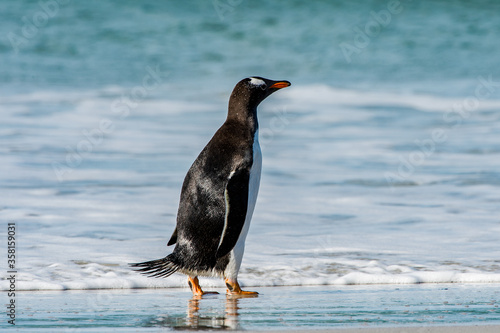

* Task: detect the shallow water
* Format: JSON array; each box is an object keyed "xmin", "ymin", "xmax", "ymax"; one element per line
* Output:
[
  {"xmin": 7, "ymin": 284, "xmax": 500, "ymax": 330},
  {"xmin": 1, "ymin": 1, "xmax": 500, "ymax": 291}
]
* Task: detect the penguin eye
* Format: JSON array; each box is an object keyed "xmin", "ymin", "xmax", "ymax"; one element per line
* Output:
[{"xmin": 260, "ymin": 83, "xmax": 267, "ymax": 90}]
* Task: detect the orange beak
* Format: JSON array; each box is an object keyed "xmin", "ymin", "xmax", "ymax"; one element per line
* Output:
[{"xmin": 270, "ymin": 81, "xmax": 291, "ymax": 89}]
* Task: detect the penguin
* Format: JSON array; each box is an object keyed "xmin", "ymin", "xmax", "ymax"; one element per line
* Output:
[{"xmin": 131, "ymin": 77, "xmax": 291, "ymax": 296}]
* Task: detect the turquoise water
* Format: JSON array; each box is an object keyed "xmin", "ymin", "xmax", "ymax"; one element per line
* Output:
[{"xmin": 2, "ymin": 0, "xmax": 500, "ymax": 96}]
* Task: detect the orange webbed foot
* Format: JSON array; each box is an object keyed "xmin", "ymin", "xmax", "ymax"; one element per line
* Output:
[
  {"xmin": 225, "ymin": 278, "xmax": 258, "ymax": 297},
  {"xmin": 188, "ymin": 276, "xmax": 219, "ymax": 297}
]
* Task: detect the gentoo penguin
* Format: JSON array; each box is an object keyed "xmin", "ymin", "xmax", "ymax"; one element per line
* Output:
[{"xmin": 131, "ymin": 77, "xmax": 290, "ymax": 296}]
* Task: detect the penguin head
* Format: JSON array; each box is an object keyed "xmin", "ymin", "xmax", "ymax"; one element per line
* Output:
[{"xmin": 229, "ymin": 77, "xmax": 291, "ymax": 111}]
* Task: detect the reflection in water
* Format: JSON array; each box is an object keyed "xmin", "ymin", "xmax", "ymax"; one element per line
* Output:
[
  {"xmin": 186, "ymin": 295, "xmax": 238, "ymax": 330},
  {"xmin": 146, "ymin": 294, "xmax": 256, "ymax": 330}
]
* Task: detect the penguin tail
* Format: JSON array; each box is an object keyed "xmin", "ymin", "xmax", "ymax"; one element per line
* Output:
[{"xmin": 129, "ymin": 253, "xmax": 180, "ymax": 278}]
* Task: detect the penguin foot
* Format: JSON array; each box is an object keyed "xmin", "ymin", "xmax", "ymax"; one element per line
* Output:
[
  {"xmin": 188, "ymin": 276, "xmax": 219, "ymax": 296},
  {"xmin": 225, "ymin": 278, "xmax": 258, "ymax": 297}
]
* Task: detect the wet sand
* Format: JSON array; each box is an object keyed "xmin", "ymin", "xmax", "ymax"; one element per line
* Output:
[{"xmin": 8, "ymin": 284, "xmax": 500, "ymax": 331}]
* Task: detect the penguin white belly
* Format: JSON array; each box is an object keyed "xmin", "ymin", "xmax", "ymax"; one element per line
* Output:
[{"xmin": 224, "ymin": 131, "xmax": 262, "ymax": 279}]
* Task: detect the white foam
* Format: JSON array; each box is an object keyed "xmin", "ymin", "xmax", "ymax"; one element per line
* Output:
[{"xmin": 283, "ymin": 84, "xmax": 500, "ymax": 113}]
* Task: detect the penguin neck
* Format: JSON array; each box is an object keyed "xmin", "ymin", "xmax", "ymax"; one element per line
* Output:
[{"xmin": 226, "ymin": 99, "xmax": 259, "ymax": 134}]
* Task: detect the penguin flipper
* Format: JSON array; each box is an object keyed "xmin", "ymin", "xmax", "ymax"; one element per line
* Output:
[
  {"xmin": 215, "ymin": 168, "xmax": 250, "ymax": 258},
  {"xmin": 167, "ymin": 227, "xmax": 177, "ymax": 246}
]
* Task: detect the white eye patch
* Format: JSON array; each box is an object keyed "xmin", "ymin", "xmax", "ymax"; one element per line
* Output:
[{"xmin": 249, "ymin": 77, "xmax": 266, "ymax": 87}]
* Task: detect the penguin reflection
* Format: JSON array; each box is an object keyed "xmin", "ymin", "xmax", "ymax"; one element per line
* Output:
[{"xmin": 185, "ymin": 295, "xmax": 243, "ymax": 330}]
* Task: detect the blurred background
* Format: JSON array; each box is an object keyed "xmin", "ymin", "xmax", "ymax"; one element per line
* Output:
[{"xmin": 3, "ymin": 0, "xmax": 500, "ymax": 96}]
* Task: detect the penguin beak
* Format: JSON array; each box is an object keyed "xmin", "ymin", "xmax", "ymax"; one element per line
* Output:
[{"xmin": 269, "ymin": 81, "xmax": 291, "ymax": 89}]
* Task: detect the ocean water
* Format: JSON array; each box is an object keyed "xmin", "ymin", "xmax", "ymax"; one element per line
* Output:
[{"xmin": 2, "ymin": 0, "xmax": 500, "ymax": 292}]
